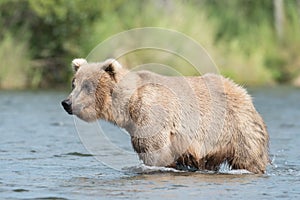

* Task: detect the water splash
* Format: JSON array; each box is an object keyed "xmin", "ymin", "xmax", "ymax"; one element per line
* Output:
[
  {"xmin": 123, "ymin": 163, "xmax": 252, "ymax": 175},
  {"xmin": 123, "ymin": 164, "xmax": 181, "ymax": 174},
  {"xmin": 216, "ymin": 161, "xmax": 252, "ymax": 174}
]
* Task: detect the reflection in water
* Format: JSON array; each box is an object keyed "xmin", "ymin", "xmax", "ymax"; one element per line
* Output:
[{"xmin": 0, "ymin": 88, "xmax": 299, "ymax": 199}]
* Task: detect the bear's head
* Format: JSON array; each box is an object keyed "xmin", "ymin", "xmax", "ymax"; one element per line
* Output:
[{"xmin": 61, "ymin": 58, "xmax": 123, "ymax": 122}]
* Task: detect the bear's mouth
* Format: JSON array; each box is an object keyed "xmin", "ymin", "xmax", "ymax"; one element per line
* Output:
[{"xmin": 65, "ymin": 108, "xmax": 73, "ymax": 115}]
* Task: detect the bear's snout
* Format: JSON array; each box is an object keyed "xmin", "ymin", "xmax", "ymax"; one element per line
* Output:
[{"xmin": 61, "ymin": 99, "xmax": 73, "ymax": 115}]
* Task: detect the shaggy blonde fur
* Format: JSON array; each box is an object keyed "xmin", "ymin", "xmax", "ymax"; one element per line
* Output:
[{"xmin": 62, "ymin": 58, "xmax": 269, "ymax": 174}]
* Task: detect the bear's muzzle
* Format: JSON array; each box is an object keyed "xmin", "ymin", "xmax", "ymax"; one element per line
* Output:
[{"xmin": 61, "ymin": 99, "xmax": 73, "ymax": 115}]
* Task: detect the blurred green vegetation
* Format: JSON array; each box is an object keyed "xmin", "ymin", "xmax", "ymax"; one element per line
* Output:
[{"xmin": 0, "ymin": 0, "xmax": 300, "ymax": 89}]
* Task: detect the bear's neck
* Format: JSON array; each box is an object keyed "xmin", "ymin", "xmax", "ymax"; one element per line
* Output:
[{"xmin": 108, "ymin": 71, "xmax": 140, "ymax": 129}]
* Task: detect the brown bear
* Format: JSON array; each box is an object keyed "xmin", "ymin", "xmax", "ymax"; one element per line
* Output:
[{"xmin": 62, "ymin": 58, "xmax": 269, "ymax": 174}]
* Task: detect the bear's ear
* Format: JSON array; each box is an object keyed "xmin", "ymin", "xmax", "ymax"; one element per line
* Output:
[
  {"xmin": 103, "ymin": 59, "xmax": 122, "ymax": 76},
  {"xmin": 72, "ymin": 58, "xmax": 88, "ymax": 72}
]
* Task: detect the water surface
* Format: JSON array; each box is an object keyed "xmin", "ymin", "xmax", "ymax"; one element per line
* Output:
[{"xmin": 0, "ymin": 87, "xmax": 299, "ymax": 199}]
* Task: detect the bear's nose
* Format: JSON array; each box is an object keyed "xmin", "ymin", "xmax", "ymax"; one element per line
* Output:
[{"xmin": 61, "ymin": 99, "xmax": 73, "ymax": 115}]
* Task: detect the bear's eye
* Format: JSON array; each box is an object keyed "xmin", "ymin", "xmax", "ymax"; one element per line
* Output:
[{"xmin": 82, "ymin": 81, "xmax": 94, "ymax": 94}]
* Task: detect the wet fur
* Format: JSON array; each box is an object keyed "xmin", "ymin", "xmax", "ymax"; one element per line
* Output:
[{"xmin": 65, "ymin": 59, "xmax": 270, "ymax": 174}]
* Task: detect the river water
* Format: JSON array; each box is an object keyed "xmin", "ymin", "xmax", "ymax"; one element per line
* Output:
[{"xmin": 0, "ymin": 87, "xmax": 299, "ymax": 199}]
